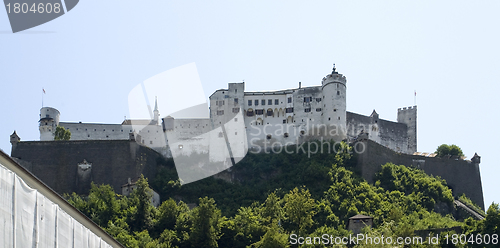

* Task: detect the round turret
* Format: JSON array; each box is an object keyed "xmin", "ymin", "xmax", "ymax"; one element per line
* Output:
[
  {"xmin": 321, "ymin": 65, "xmax": 347, "ymax": 139},
  {"xmin": 39, "ymin": 107, "xmax": 60, "ymax": 141}
]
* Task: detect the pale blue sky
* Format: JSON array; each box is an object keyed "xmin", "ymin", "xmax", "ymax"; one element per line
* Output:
[{"xmin": 1, "ymin": 1, "xmax": 498, "ymax": 208}]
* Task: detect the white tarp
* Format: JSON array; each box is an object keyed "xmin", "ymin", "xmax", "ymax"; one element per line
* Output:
[{"xmin": 0, "ymin": 163, "xmax": 118, "ymax": 248}]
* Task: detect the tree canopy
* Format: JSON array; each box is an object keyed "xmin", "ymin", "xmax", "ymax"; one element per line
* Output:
[
  {"xmin": 435, "ymin": 144, "xmax": 464, "ymax": 158},
  {"xmin": 54, "ymin": 125, "xmax": 71, "ymax": 141}
]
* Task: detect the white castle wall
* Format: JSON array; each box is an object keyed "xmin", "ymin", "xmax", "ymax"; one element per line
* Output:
[{"xmin": 38, "ymin": 67, "xmax": 417, "ymax": 161}]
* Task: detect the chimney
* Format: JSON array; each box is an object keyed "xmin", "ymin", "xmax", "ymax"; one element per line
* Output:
[{"xmin": 299, "ymin": 82, "xmax": 302, "ymax": 89}]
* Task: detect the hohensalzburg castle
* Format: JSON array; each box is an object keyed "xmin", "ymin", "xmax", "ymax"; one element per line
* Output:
[
  {"xmin": 34, "ymin": 66, "xmax": 417, "ymax": 160},
  {"xmin": 12, "ymin": 66, "xmax": 486, "ymax": 209}
]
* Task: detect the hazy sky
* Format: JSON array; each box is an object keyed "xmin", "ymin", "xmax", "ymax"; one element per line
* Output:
[{"xmin": 1, "ymin": 1, "xmax": 498, "ymax": 208}]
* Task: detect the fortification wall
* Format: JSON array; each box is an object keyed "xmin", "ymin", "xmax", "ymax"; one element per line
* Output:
[
  {"xmin": 346, "ymin": 112, "xmax": 410, "ymax": 153},
  {"xmin": 355, "ymin": 139, "xmax": 484, "ymax": 209},
  {"xmin": 59, "ymin": 122, "xmax": 129, "ymax": 140},
  {"xmin": 10, "ymin": 140, "xmax": 160, "ymax": 196}
]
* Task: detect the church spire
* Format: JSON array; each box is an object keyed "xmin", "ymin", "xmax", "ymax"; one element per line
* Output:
[
  {"xmin": 154, "ymin": 96, "xmax": 158, "ymax": 112},
  {"xmin": 153, "ymin": 96, "xmax": 159, "ymax": 124}
]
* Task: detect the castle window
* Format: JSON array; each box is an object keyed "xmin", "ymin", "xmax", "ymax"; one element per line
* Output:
[
  {"xmin": 304, "ymin": 108, "xmax": 311, "ymax": 113},
  {"xmin": 217, "ymin": 110, "xmax": 224, "ymax": 115},
  {"xmin": 300, "ymin": 130, "xmax": 305, "ymax": 135},
  {"xmin": 150, "ymin": 141, "xmax": 153, "ymax": 144},
  {"xmin": 234, "ymin": 118, "xmax": 238, "ymax": 122},
  {"xmin": 234, "ymin": 98, "xmax": 238, "ymax": 104},
  {"xmin": 275, "ymin": 99, "xmax": 279, "ymax": 105},
  {"xmin": 316, "ymin": 108, "xmax": 322, "ymax": 112},
  {"xmin": 76, "ymin": 128, "xmax": 78, "ymax": 130},
  {"xmin": 255, "ymin": 100, "xmax": 259, "ymax": 106},
  {"xmin": 284, "ymin": 133, "xmax": 289, "ymax": 138},
  {"xmin": 94, "ymin": 129, "xmax": 96, "ymax": 131},
  {"xmin": 262, "ymin": 99, "xmax": 266, "ymax": 105},
  {"xmin": 103, "ymin": 129, "xmax": 105, "ymax": 131},
  {"xmin": 334, "ymin": 109, "xmax": 337, "ymax": 112},
  {"xmin": 268, "ymin": 99, "xmax": 272, "ymax": 105},
  {"xmin": 267, "ymin": 109, "xmax": 273, "ymax": 116},
  {"xmin": 85, "ymin": 129, "xmax": 87, "ymax": 131},
  {"xmin": 106, "ymin": 135, "xmax": 109, "ymax": 138},
  {"xmin": 283, "ymin": 119, "xmax": 286, "ymax": 124},
  {"xmin": 337, "ymin": 91, "xmax": 340, "ymax": 95},
  {"xmin": 248, "ymin": 100, "xmax": 252, "ymax": 106},
  {"xmin": 316, "ymin": 98, "xmax": 322, "ymax": 102},
  {"xmin": 266, "ymin": 134, "xmax": 272, "ymax": 140},
  {"xmin": 112, "ymin": 130, "xmax": 114, "ymax": 132},
  {"xmin": 288, "ymin": 97, "xmax": 292, "ymax": 103},
  {"xmin": 338, "ymin": 117, "xmax": 341, "ymax": 120},
  {"xmin": 121, "ymin": 130, "xmax": 123, "ymax": 132},
  {"xmin": 304, "ymin": 97, "xmax": 311, "ymax": 103},
  {"xmin": 218, "ymin": 132, "xmax": 223, "ymax": 138},
  {"xmin": 235, "ymin": 132, "xmax": 237, "ymax": 135},
  {"xmin": 286, "ymin": 107, "xmax": 294, "ymax": 113},
  {"xmin": 255, "ymin": 109, "xmax": 264, "ymax": 115},
  {"xmin": 178, "ymin": 145, "xmax": 183, "ymax": 149},
  {"xmin": 328, "ymin": 117, "xmax": 331, "ymax": 121},
  {"xmin": 235, "ymin": 89, "xmax": 237, "ymax": 93},
  {"xmin": 247, "ymin": 109, "xmax": 254, "ymax": 117},
  {"xmin": 232, "ymin": 108, "xmax": 240, "ymax": 113}
]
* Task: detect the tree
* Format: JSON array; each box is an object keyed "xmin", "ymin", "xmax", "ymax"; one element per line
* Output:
[
  {"xmin": 87, "ymin": 182, "xmax": 120, "ymax": 227},
  {"xmin": 190, "ymin": 197, "xmax": 222, "ymax": 248},
  {"xmin": 436, "ymin": 144, "xmax": 464, "ymax": 158},
  {"xmin": 283, "ymin": 188, "xmax": 316, "ymax": 236},
  {"xmin": 129, "ymin": 175, "xmax": 156, "ymax": 232},
  {"xmin": 54, "ymin": 125, "xmax": 71, "ymax": 140}
]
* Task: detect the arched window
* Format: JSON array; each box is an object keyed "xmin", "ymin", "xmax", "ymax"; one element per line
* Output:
[{"xmin": 267, "ymin": 108, "xmax": 274, "ymax": 117}]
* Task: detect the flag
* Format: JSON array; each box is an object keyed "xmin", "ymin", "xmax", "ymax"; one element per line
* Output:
[
  {"xmin": 43, "ymin": 88, "xmax": 46, "ymax": 94},
  {"xmin": 414, "ymin": 90, "xmax": 416, "ymax": 96}
]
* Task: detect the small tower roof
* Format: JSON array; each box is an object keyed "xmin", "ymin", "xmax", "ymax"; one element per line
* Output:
[{"xmin": 349, "ymin": 214, "xmax": 373, "ymax": 220}]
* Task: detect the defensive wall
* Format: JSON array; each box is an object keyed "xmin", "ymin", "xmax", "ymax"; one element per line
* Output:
[
  {"xmin": 10, "ymin": 140, "xmax": 160, "ymax": 196},
  {"xmin": 354, "ymin": 139, "xmax": 484, "ymax": 209}
]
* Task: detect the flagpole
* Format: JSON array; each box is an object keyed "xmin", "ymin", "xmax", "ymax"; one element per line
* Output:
[
  {"xmin": 414, "ymin": 90, "xmax": 416, "ymax": 106},
  {"xmin": 42, "ymin": 88, "xmax": 45, "ymax": 108}
]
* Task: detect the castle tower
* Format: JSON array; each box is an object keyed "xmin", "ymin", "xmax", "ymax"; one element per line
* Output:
[
  {"xmin": 397, "ymin": 106, "xmax": 417, "ymax": 153},
  {"xmin": 39, "ymin": 107, "xmax": 60, "ymax": 141},
  {"xmin": 153, "ymin": 97, "xmax": 160, "ymax": 125},
  {"xmin": 321, "ymin": 64, "xmax": 347, "ymax": 139}
]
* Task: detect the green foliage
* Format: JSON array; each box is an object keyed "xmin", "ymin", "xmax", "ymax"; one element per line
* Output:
[
  {"xmin": 54, "ymin": 125, "xmax": 71, "ymax": 140},
  {"xmin": 128, "ymin": 175, "xmax": 156, "ymax": 232},
  {"xmin": 376, "ymin": 163, "xmax": 454, "ymax": 211},
  {"xmin": 283, "ymin": 187, "xmax": 316, "ymax": 236},
  {"xmin": 189, "ymin": 197, "xmax": 222, "ymax": 248},
  {"xmin": 436, "ymin": 144, "xmax": 464, "ymax": 158}
]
